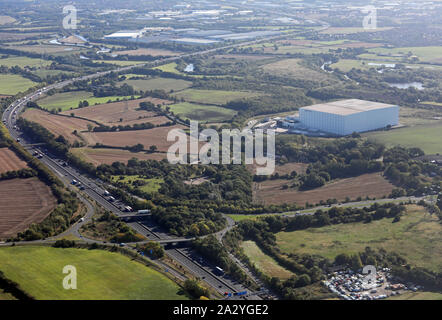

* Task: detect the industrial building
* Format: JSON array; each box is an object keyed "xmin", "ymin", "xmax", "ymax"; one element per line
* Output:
[{"xmin": 299, "ymin": 99, "xmax": 399, "ymax": 136}]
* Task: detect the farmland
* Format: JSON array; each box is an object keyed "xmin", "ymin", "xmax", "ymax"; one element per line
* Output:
[
  {"xmin": 122, "ymin": 78, "xmax": 192, "ymax": 92},
  {"xmin": 168, "ymin": 102, "xmax": 237, "ymax": 123},
  {"xmin": 367, "ymin": 46, "xmax": 442, "ymax": 64},
  {"xmin": 0, "ymin": 74, "xmax": 36, "ymax": 95},
  {"xmin": 37, "ymin": 91, "xmax": 139, "ymax": 112},
  {"xmin": 0, "ymin": 246, "xmax": 187, "ymax": 300},
  {"xmin": 0, "ymin": 178, "xmax": 57, "ymax": 239},
  {"xmin": 72, "ymin": 147, "xmax": 167, "ymax": 166},
  {"xmin": 82, "ymin": 124, "xmax": 188, "ymax": 152},
  {"xmin": 241, "ymin": 240, "xmax": 293, "ymax": 280},
  {"xmin": 275, "ymin": 205, "xmax": 442, "ymax": 272},
  {"xmin": 254, "ymin": 173, "xmax": 395, "ymax": 206},
  {"xmin": 173, "ymin": 89, "xmax": 262, "ymax": 105},
  {"xmin": 22, "ymin": 108, "xmax": 95, "ymax": 144},
  {"xmin": 115, "ymin": 48, "xmax": 181, "ymax": 57},
  {"xmin": 0, "ymin": 148, "xmax": 28, "ymax": 173},
  {"xmin": 60, "ymin": 97, "xmax": 172, "ymax": 126},
  {"xmin": 261, "ymin": 59, "xmax": 330, "ymax": 81},
  {"xmin": 0, "ymin": 56, "xmax": 51, "ymax": 68},
  {"xmin": 365, "ymin": 123, "xmax": 442, "ymax": 155},
  {"xmin": 111, "ymin": 175, "xmax": 164, "ymax": 194}
]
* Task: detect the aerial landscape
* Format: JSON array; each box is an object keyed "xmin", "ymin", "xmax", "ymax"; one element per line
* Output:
[{"xmin": 0, "ymin": 0, "xmax": 441, "ymax": 306}]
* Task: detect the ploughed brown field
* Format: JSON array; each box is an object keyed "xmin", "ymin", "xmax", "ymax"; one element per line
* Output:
[
  {"xmin": 115, "ymin": 48, "xmax": 181, "ymax": 57},
  {"xmin": 254, "ymin": 173, "xmax": 395, "ymax": 206},
  {"xmin": 0, "ymin": 178, "xmax": 57, "ymax": 239},
  {"xmin": 82, "ymin": 124, "xmax": 199, "ymax": 153},
  {"xmin": 248, "ymin": 162, "xmax": 308, "ymax": 176},
  {"xmin": 22, "ymin": 109, "xmax": 95, "ymax": 144},
  {"xmin": 0, "ymin": 148, "xmax": 28, "ymax": 173},
  {"xmin": 60, "ymin": 97, "xmax": 172, "ymax": 126},
  {"xmin": 72, "ymin": 148, "xmax": 167, "ymax": 166}
]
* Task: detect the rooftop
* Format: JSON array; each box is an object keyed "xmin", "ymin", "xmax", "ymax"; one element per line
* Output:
[{"xmin": 300, "ymin": 99, "xmax": 397, "ymax": 116}]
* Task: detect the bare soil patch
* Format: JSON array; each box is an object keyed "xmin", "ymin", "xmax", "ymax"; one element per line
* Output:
[
  {"xmin": 0, "ymin": 178, "xmax": 57, "ymax": 239},
  {"xmin": 0, "ymin": 148, "xmax": 28, "ymax": 173},
  {"xmin": 61, "ymin": 97, "xmax": 172, "ymax": 126},
  {"xmin": 82, "ymin": 125, "xmax": 191, "ymax": 152},
  {"xmin": 115, "ymin": 48, "xmax": 181, "ymax": 57},
  {"xmin": 72, "ymin": 148, "xmax": 167, "ymax": 165},
  {"xmin": 254, "ymin": 173, "xmax": 395, "ymax": 205},
  {"xmin": 22, "ymin": 109, "xmax": 95, "ymax": 144}
]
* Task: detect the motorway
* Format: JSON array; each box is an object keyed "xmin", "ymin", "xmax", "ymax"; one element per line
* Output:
[
  {"xmin": 1, "ymin": 30, "xmax": 299, "ymax": 299},
  {"xmin": 0, "ymin": 17, "xmax": 333, "ymax": 299}
]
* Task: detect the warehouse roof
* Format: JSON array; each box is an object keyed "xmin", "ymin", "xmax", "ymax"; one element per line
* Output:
[{"xmin": 300, "ymin": 99, "xmax": 397, "ymax": 116}]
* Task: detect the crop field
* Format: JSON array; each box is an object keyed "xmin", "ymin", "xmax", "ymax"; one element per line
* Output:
[
  {"xmin": 0, "ymin": 56, "xmax": 51, "ymax": 68},
  {"xmin": 0, "ymin": 246, "xmax": 187, "ymax": 300},
  {"xmin": 0, "ymin": 178, "xmax": 57, "ymax": 239},
  {"xmin": 0, "ymin": 74, "xmax": 36, "ymax": 95},
  {"xmin": 387, "ymin": 291, "xmax": 442, "ymax": 300},
  {"xmin": 111, "ymin": 175, "xmax": 164, "ymax": 194},
  {"xmin": 254, "ymin": 173, "xmax": 395, "ymax": 206},
  {"xmin": 275, "ymin": 205, "xmax": 442, "ymax": 272},
  {"xmin": 261, "ymin": 58, "xmax": 329, "ymax": 81},
  {"xmin": 72, "ymin": 147, "xmax": 167, "ymax": 166},
  {"xmin": 173, "ymin": 89, "xmax": 262, "ymax": 105},
  {"xmin": 22, "ymin": 108, "xmax": 96, "ymax": 144},
  {"xmin": 92, "ymin": 60, "xmax": 144, "ymax": 66},
  {"xmin": 6, "ymin": 44, "xmax": 83, "ymax": 55},
  {"xmin": 153, "ymin": 62, "xmax": 186, "ymax": 75},
  {"xmin": 168, "ymin": 102, "xmax": 237, "ymax": 123},
  {"xmin": 368, "ymin": 46, "xmax": 442, "ymax": 64},
  {"xmin": 82, "ymin": 124, "xmax": 190, "ymax": 153},
  {"xmin": 0, "ymin": 15, "xmax": 16, "ymax": 25},
  {"xmin": 320, "ymin": 27, "xmax": 393, "ymax": 35},
  {"xmin": 247, "ymin": 162, "xmax": 308, "ymax": 176},
  {"xmin": 364, "ymin": 123, "xmax": 442, "ymax": 155},
  {"xmin": 60, "ymin": 97, "xmax": 172, "ymax": 126},
  {"xmin": 0, "ymin": 148, "xmax": 28, "ymax": 173},
  {"xmin": 37, "ymin": 91, "xmax": 139, "ymax": 112},
  {"xmin": 122, "ymin": 77, "xmax": 192, "ymax": 92},
  {"xmin": 241, "ymin": 240, "xmax": 293, "ymax": 280},
  {"xmin": 115, "ymin": 48, "xmax": 181, "ymax": 57}
]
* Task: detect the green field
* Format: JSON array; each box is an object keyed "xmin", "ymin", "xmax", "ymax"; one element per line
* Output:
[
  {"xmin": 122, "ymin": 77, "xmax": 192, "ymax": 92},
  {"xmin": 364, "ymin": 123, "xmax": 442, "ymax": 155},
  {"xmin": 174, "ymin": 89, "xmax": 262, "ymax": 105},
  {"xmin": 37, "ymin": 91, "xmax": 138, "ymax": 111},
  {"xmin": 241, "ymin": 240, "xmax": 293, "ymax": 279},
  {"xmin": 0, "ymin": 74, "xmax": 37, "ymax": 95},
  {"xmin": 0, "ymin": 246, "xmax": 186, "ymax": 300},
  {"xmin": 154, "ymin": 62, "xmax": 185, "ymax": 75},
  {"xmin": 111, "ymin": 175, "xmax": 164, "ymax": 193},
  {"xmin": 168, "ymin": 102, "xmax": 237, "ymax": 123},
  {"xmin": 93, "ymin": 60, "xmax": 144, "ymax": 66},
  {"xmin": 0, "ymin": 56, "xmax": 51, "ymax": 68},
  {"xmin": 368, "ymin": 46, "xmax": 442, "ymax": 64},
  {"xmin": 387, "ymin": 291, "xmax": 442, "ymax": 300},
  {"xmin": 275, "ymin": 205, "xmax": 442, "ymax": 272}
]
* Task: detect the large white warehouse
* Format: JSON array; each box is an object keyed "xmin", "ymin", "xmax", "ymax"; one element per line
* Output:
[{"xmin": 299, "ymin": 99, "xmax": 399, "ymax": 136}]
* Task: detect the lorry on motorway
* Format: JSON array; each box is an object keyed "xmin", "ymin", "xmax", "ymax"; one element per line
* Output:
[
  {"xmin": 138, "ymin": 209, "xmax": 150, "ymax": 214},
  {"xmin": 215, "ymin": 266, "xmax": 224, "ymax": 276}
]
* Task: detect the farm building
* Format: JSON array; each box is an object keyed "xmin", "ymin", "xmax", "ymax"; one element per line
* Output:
[{"xmin": 299, "ymin": 99, "xmax": 399, "ymax": 135}]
